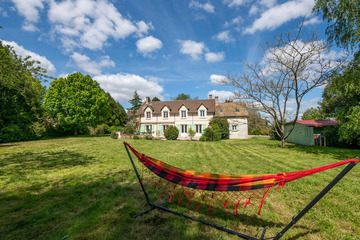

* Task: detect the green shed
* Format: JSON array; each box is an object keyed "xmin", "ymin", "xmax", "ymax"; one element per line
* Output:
[{"xmin": 285, "ymin": 120, "xmax": 339, "ymax": 146}]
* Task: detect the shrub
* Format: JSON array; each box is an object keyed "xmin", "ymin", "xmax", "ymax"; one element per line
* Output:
[
  {"xmin": 269, "ymin": 125, "xmax": 281, "ymax": 140},
  {"xmin": 200, "ymin": 124, "xmax": 221, "ymax": 141},
  {"xmin": 188, "ymin": 128, "xmax": 196, "ymax": 140},
  {"xmin": 164, "ymin": 125, "xmax": 179, "ymax": 140},
  {"xmin": 123, "ymin": 123, "xmax": 135, "ymax": 135},
  {"xmin": 95, "ymin": 123, "xmax": 109, "ymax": 135},
  {"xmin": 110, "ymin": 131, "xmax": 118, "ymax": 139},
  {"xmin": 109, "ymin": 125, "xmax": 122, "ymax": 133},
  {"xmin": 209, "ymin": 117, "xmax": 229, "ymax": 139},
  {"xmin": 133, "ymin": 135, "xmax": 141, "ymax": 140},
  {"xmin": 88, "ymin": 126, "xmax": 97, "ymax": 135}
]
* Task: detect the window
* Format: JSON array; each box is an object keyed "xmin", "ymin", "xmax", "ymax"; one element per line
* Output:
[
  {"xmin": 181, "ymin": 125, "xmax": 187, "ymax": 133},
  {"xmin": 219, "ymin": 109, "xmax": 223, "ymax": 113},
  {"xmin": 163, "ymin": 111, "xmax": 169, "ymax": 118},
  {"xmin": 163, "ymin": 125, "xmax": 168, "ymax": 133},
  {"xmin": 146, "ymin": 111, "xmax": 151, "ymax": 118},
  {"xmin": 146, "ymin": 125, "xmax": 152, "ymax": 132},
  {"xmin": 181, "ymin": 110, "xmax": 187, "ymax": 118},
  {"xmin": 232, "ymin": 125, "xmax": 237, "ymax": 131},
  {"xmin": 196, "ymin": 124, "xmax": 202, "ymax": 133},
  {"xmin": 199, "ymin": 110, "xmax": 205, "ymax": 117},
  {"xmin": 235, "ymin": 108, "xmax": 240, "ymax": 113}
]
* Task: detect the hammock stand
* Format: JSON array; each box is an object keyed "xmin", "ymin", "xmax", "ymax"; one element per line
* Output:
[{"xmin": 124, "ymin": 142, "xmax": 358, "ymax": 240}]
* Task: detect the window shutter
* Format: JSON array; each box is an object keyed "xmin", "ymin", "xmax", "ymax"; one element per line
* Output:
[{"xmin": 140, "ymin": 125, "xmax": 145, "ymax": 133}]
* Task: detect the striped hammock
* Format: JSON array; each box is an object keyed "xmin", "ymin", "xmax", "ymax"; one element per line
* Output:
[{"xmin": 124, "ymin": 142, "xmax": 358, "ymax": 215}]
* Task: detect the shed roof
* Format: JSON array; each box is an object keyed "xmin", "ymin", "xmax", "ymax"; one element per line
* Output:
[
  {"xmin": 295, "ymin": 120, "xmax": 339, "ymax": 127},
  {"xmin": 215, "ymin": 102, "xmax": 248, "ymax": 117}
]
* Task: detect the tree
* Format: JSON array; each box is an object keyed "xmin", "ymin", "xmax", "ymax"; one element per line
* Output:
[
  {"xmin": 172, "ymin": 93, "xmax": 191, "ymax": 101},
  {"xmin": 188, "ymin": 128, "xmax": 196, "ymax": 140},
  {"xmin": 164, "ymin": 125, "xmax": 179, "ymax": 140},
  {"xmin": 223, "ymin": 22, "xmax": 344, "ymax": 148},
  {"xmin": 199, "ymin": 125, "xmax": 221, "ymax": 141},
  {"xmin": 128, "ymin": 90, "xmax": 142, "ymax": 113},
  {"xmin": 314, "ymin": 0, "xmax": 360, "ymax": 52},
  {"xmin": 151, "ymin": 96, "xmax": 161, "ymax": 101},
  {"xmin": 247, "ymin": 107, "xmax": 271, "ymax": 135},
  {"xmin": 43, "ymin": 72, "xmax": 110, "ymax": 136},
  {"xmin": 0, "ymin": 40, "xmax": 48, "ymax": 142},
  {"xmin": 301, "ymin": 107, "xmax": 326, "ymax": 120},
  {"xmin": 105, "ymin": 92, "xmax": 127, "ymax": 127},
  {"xmin": 209, "ymin": 117, "xmax": 229, "ymax": 139}
]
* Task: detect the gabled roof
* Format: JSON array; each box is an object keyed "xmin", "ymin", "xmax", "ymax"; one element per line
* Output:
[
  {"xmin": 136, "ymin": 99, "xmax": 216, "ymax": 115},
  {"xmin": 295, "ymin": 120, "xmax": 339, "ymax": 127},
  {"xmin": 215, "ymin": 102, "xmax": 248, "ymax": 117}
]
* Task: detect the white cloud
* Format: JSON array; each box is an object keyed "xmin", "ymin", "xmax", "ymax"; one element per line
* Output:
[
  {"xmin": 47, "ymin": 0, "xmax": 153, "ymax": 51},
  {"xmin": 2, "ymin": 40, "xmax": 56, "ymax": 75},
  {"xmin": 93, "ymin": 73, "xmax": 164, "ymax": 103},
  {"xmin": 205, "ymin": 51, "xmax": 225, "ymax": 62},
  {"xmin": 189, "ymin": 0, "xmax": 215, "ymax": 13},
  {"xmin": 136, "ymin": 36, "xmax": 163, "ymax": 56},
  {"xmin": 245, "ymin": 0, "xmax": 314, "ymax": 34},
  {"xmin": 11, "ymin": 0, "xmax": 45, "ymax": 30},
  {"xmin": 213, "ymin": 30, "xmax": 234, "ymax": 43},
  {"xmin": 303, "ymin": 17, "xmax": 322, "ymax": 26},
  {"xmin": 224, "ymin": 0, "xmax": 250, "ymax": 8},
  {"xmin": 70, "ymin": 52, "xmax": 115, "ymax": 75},
  {"xmin": 208, "ymin": 90, "xmax": 236, "ymax": 102},
  {"xmin": 224, "ymin": 16, "xmax": 243, "ymax": 28},
  {"xmin": 178, "ymin": 40, "xmax": 206, "ymax": 60},
  {"xmin": 209, "ymin": 74, "xmax": 227, "ymax": 85},
  {"xmin": 22, "ymin": 22, "xmax": 39, "ymax": 32}
]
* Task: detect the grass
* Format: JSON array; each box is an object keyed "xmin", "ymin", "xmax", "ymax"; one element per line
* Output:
[{"xmin": 0, "ymin": 136, "xmax": 359, "ymax": 240}]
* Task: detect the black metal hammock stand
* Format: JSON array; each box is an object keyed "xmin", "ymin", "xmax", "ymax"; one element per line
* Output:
[{"xmin": 124, "ymin": 142, "xmax": 358, "ymax": 239}]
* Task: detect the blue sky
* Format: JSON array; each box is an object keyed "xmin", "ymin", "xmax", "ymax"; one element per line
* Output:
[{"xmin": 0, "ymin": 0, "xmax": 338, "ymax": 112}]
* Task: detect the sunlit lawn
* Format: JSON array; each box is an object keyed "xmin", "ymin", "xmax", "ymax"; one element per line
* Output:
[{"xmin": 0, "ymin": 136, "xmax": 359, "ymax": 239}]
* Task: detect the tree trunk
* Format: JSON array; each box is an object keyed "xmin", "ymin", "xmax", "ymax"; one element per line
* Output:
[
  {"xmin": 281, "ymin": 138, "xmax": 286, "ymax": 148},
  {"xmin": 74, "ymin": 126, "xmax": 78, "ymax": 136}
]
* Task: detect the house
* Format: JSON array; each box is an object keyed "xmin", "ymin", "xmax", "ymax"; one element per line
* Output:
[
  {"xmin": 285, "ymin": 120, "xmax": 339, "ymax": 146},
  {"xmin": 135, "ymin": 95, "xmax": 248, "ymax": 140}
]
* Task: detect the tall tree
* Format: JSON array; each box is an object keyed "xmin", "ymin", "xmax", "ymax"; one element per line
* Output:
[
  {"xmin": 172, "ymin": 93, "xmax": 191, "ymax": 101},
  {"xmin": 0, "ymin": 40, "xmax": 48, "ymax": 142},
  {"xmin": 43, "ymin": 72, "xmax": 110, "ymax": 136},
  {"xmin": 105, "ymin": 92, "xmax": 127, "ymax": 127},
  {"xmin": 128, "ymin": 90, "xmax": 142, "ymax": 114},
  {"xmin": 301, "ymin": 107, "xmax": 326, "ymax": 120},
  {"xmin": 151, "ymin": 96, "xmax": 161, "ymax": 101},
  {"xmin": 314, "ymin": 0, "xmax": 360, "ymax": 52},
  {"xmin": 223, "ymin": 23, "xmax": 344, "ymax": 148}
]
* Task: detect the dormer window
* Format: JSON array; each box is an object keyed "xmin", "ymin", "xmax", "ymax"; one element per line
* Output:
[
  {"xmin": 200, "ymin": 110, "xmax": 205, "ymax": 117},
  {"xmin": 219, "ymin": 109, "xmax": 223, "ymax": 113},
  {"xmin": 235, "ymin": 108, "xmax": 240, "ymax": 112},
  {"xmin": 198, "ymin": 104, "xmax": 207, "ymax": 118},
  {"xmin": 181, "ymin": 110, "xmax": 187, "ymax": 118},
  {"xmin": 163, "ymin": 111, "xmax": 169, "ymax": 118},
  {"xmin": 146, "ymin": 111, "xmax": 151, "ymax": 118}
]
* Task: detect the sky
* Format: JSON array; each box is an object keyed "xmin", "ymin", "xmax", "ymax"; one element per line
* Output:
[{"xmin": 0, "ymin": 0, "xmax": 340, "ymax": 113}]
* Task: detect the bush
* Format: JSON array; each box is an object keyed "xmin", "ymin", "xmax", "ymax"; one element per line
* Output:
[
  {"xmin": 110, "ymin": 131, "xmax": 118, "ymax": 139},
  {"xmin": 188, "ymin": 128, "xmax": 196, "ymax": 140},
  {"xmin": 133, "ymin": 135, "xmax": 141, "ymax": 140},
  {"xmin": 209, "ymin": 117, "xmax": 229, "ymax": 139},
  {"xmin": 109, "ymin": 125, "xmax": 122, "ymax": 133},
  {"xmin": 164, "ymin": 125, "xmax": 179, "ymax": 140},
  {"xmin": 123, "ymin": 123, "xmax": 135, "ymax": 135},
  {"xmin": 269, "ymin": 125, "xmax": 281, "ymax": 140},
  {"xmin": 200, "ymin": 124, "xmax": 221, "ymax": 141}
]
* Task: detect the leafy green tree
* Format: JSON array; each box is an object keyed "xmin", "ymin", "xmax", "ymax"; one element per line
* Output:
[
  {"xmin": 301, "ymin": 107, "xmax": 326, "ymax": 120},
  {"xmin": 188, "ymin": 128, "xmax": 196, "ymax": 140},
  {"xmin": 200, "ymin": 125, "xmax": 221, "ymax": 141},
  {"xmin": 105, "ymin": 92, "xmax": 127, "ymax": 127},
  {"xmin": 164, "ymin": 125, "xmax": 179, "ymax": 140},
  {"xmin": 128, "ymin": 90, "xmax": 142, "ymax": 113},
  {"xmin": 172, "ymin": 93, "xmax": 191, "ymax": 100},
  {"xmin": 314, "ymin": 0, "xmax": 360, "ymax": 52},
  {"xmin": 151, "ymin": 96, "xmax": 161, "ymax": 101},
  {"xmin": 247, "ymin": 108, "xmax": 271, "ymax": 135},
  {"xmin": 209, "ymin": 117, "xmax": 229, "ymax": 139},
  {"xmin": 43, "ymin": 72, "xmax": 110, "ymax": 136},
  {"xmin": 0, "ymin": 40, "xmax": 48, "ymax": 143}
]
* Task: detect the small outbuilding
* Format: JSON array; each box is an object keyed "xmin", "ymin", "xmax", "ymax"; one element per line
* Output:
[{"xmin": 285, "ymin": 120, "xmax": 339, "ymax": 146}]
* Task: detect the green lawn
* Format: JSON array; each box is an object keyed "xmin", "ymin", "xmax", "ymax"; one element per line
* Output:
[{"xmin": 0, "ymin": 136, "xmax": 359, "ymax": 240}]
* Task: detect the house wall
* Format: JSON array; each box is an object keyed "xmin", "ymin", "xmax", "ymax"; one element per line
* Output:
[
  {"xmin": 285, "ymin": 123, "xmax": 314, "ymax": 145},
  {"xmin": 228, "ymin": 117, "xmax": 248, "ymax": 139}
]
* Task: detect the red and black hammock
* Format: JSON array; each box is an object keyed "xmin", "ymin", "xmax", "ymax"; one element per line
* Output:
[{"xmin": 124, "ymin": 142, "xmax": 358, "ymax": 215}]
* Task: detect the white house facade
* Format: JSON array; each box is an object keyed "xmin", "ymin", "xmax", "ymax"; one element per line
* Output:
[{"xmin": 136, "ymin": 95, "xmax": 248, "ymax": 140}]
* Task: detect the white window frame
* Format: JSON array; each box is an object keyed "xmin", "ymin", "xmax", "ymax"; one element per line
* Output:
[
  {"xmin": 181, "ymin": 110, "xmax": 187, "ymax": 118},
  {"xmin": 163, "ymin": 111, "xmax": 169, "ymax": 118},
  {"xmin": 232, "ymin": 125, "xmax": 237, "ymax": 131},
  {"xmin": 181, "ymin": 125, "xmax": 187, "ymax": 133},
  {"xmin": 195, "ymin": 124, "xmax": 202, "ymax": 133},
  {"xmin": 199, "ymin": 110, "xmax": 205, "ymax": 117},
  {"xmin": 146, "ymin": 111, "xmax": 151, "ymax": 119}
]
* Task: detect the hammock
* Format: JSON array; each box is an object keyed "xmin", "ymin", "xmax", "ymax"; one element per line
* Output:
[{"xmin": 124, "ymin": 142, "xmax": 359, "ymax": 216}]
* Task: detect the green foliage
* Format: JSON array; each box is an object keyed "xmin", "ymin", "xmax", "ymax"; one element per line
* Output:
[
  {"xmin": 0, "ymin": 40, "xmax": 48, "ymax": 143},
  {"xmin": 128, "ymin": 90, "xmax": 142, "ymax": 114},
  {"xmin": 172, "ymin": 93, "xmax": 191, "ymax": 101},
  {"xmin": 200, "ymin": 125, "xmax": 221, "ymax": 141},
  {"xmin": 132, "ymin": 135, "xmax": 141, "ymax": 140},
  {"xmin": 123, "ymin": 123, "xmax": 135, "ymax": 135},
  {"xmin": 247, "ymin": 108, "xmax": 270, "ymax": 135},
  {"xmin": 43, "ymin": 73, "xmax": 110, "ymax": 136},
  {"xmin": 269, "ymin": 125, "xmax": 281, "ymax": 141},
  {"xmin": 110, "ymin": 131, "xmax": 118, "ymax": 139},
  {"xmin": 209, "ymin": 117, "xmax": 229, "ymax": 139},
  {"xmin": 188, "ymin": 128, "xmax": 196, "ymax": 140},
  {"xmin": 151, "ymin": 96, "xmax": 160, "ymax": 101},
  {"xmin": 314, "ymin": 0, "xmax": 360, "ymax": 52},
  {"xmin": 95, "ymin": 123, "xmax": 110, "ymax": 134},
  {"xmin": 301, "ymin": 107, "xmax": 326, "ymax": 120},
  {"xmin": 108, "ymin": 125, "xmax": 122, "ymax": 133},
  {"xmin": 164, "ymin": 125, "xmax": 179, "ymax": 140},
  {"xmin": 105, "ymin": 92, "xmax": 127, "ymax": 127}
]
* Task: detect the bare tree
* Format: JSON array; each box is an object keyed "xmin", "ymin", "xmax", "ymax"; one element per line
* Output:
[{"xmin": 223, "ymin": 22, "xmax": 345, "ymax": 148}]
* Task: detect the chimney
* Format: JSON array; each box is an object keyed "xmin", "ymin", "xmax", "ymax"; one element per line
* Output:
[
  {"xmin": 145, "ymin": 97, "xmax": 150, "ymax": 104},
  {"xmin": 209, "ymin": 94, "xmax": 213, "ymax": 99},
  {"xmin": 215, "ymin": 96, "xmax": 218, "ymax": 105}
]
